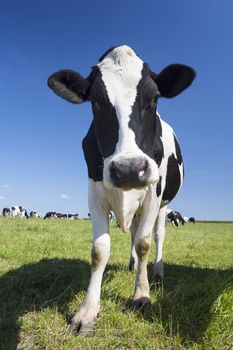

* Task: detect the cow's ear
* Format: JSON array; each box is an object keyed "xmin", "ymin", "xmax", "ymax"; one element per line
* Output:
[
  {"xmin": 154, "ymin": 64, "xmax": 196, "ymax": 98},
  {"xmin": 47, "ymin": 70, "xmax": 91, "ymax": 104}
]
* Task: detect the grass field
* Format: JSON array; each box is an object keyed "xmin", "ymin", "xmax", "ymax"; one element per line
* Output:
[{"xmin": 0, "ymin": 218, "xmax": 232, "ymax": 350}]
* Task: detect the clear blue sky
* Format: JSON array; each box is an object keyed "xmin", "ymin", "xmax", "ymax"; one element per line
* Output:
[{"xmin": 0, "ymin": 0, "xmax": 232, "ymax": 220}]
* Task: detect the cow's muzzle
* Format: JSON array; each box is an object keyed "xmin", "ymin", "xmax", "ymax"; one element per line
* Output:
[{"xmin": 109, "ymin": 158, "xmax": 151, "ymax": 190}]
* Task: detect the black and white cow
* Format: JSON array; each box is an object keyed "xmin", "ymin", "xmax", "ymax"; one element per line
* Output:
[
  {"xmin": 68, "ymin": 213, "xmax": 79, "ymax": 220},
  {"xmin": 44, "ymin": 211, "xmax": 57, "ymax": 219},
  {"xmin": 167, "ymin": 210, "xmax": 185, "ymax": 227},
  {"xmin": 188, "ymin": 217, "xmax": 196, "ymax": 224},
  {"xmin": 48, "ymin": 45, "xmax": 195, "ymax": 335},
  {"xmin": 11, "ymin": 206, "xmax": 29, "ymax": 218},
  {"xmin": 30, "ymin": 211, "xmax": 40, "ymax": 218},
  {"xmin": 2, "ymin": 208, "xmax": 10, "ymax": 217}
]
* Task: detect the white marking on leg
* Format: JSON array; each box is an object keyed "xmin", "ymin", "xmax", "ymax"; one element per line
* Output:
[
  {"xmin": 132, "ymin": 186, "xmax": 159, "ymax": 302},
  {"xmin": 71, "ymin": 180, "xmax": 110, "ymax": 333},
  {"xmin": 154, "ymin": 206, "xmax": 167, "ymax": 281}
]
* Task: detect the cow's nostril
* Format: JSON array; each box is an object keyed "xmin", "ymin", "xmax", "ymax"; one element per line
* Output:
[
  {"xmin": 110, "ymin": 161, "xmax": 122, "ymax": 180},
  {"xmin": 114, "ymin": 169, "xmax": 122, "ymax": 179},
  {"xmin": 138, "ymin": 160, "xmax": 148, "ymax": 179}
]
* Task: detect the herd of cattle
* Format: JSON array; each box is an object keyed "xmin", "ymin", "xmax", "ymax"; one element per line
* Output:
[
  {"xmin": 1, "ymin": 205, "xmax": 195, "ymax": 226},
  {"xmin": 1, "ymin": 206, "xmax": 80, "ymax": 220}
]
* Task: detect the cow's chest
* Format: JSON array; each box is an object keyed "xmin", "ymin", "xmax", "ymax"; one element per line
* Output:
[{"xmin": 105, "ymin": 185, "xmax": 156, "ymax": 232}]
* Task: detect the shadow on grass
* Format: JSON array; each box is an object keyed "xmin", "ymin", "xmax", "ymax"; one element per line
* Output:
[
  {"xmin": 0, "ymin": 258, "xmax": 93, "ymax": 349},
  {"xmin": 130, "ymin": 263, "xmax": 233, "ymax": 343},
  {"xmin": 0, "ymin": 259, "xmax": 232, "ymax": 349}
]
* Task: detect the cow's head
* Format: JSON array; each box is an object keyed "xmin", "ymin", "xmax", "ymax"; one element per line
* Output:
[{"xmin": 48, "ymin": 45, "xmax": 195, "ymax": 190}]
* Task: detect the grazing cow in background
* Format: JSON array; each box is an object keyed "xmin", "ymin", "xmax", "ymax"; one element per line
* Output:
[
  {"xmin": 167, "ymin": 210, "xmax": 185, "ymax": 227},
  {"xmin": 48, "ymin": 45, "xmax": 195, "ymax": 334},
  {"xmin": 188, "ymin": 217, "xmax": 196, "ymax": 224},
  {"xmin": 2, "ymin": 208, "xmax": 10, "ymax": 217},
  {"xmin": 11, "ymin": 206, "xmax": 29, "ymax": 218},
  {"xmin": 109, "ymin": 212, "xmax": 114, "ymax": 222},
  {"xmin": 68, "ymin": 213, "xmax": 79, "ymax": 220},
  {"xmin": 30, "ymin": 211, "xmax": 40, "ymax": 218},
  {"xmin": 44, "ymin": 211, "xmax": 57, "ymax": 219}
]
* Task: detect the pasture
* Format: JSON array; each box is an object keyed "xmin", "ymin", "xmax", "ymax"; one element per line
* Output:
[{"xmin": 0, "ymin": 218, "xmax": 232, "ymax": 350}]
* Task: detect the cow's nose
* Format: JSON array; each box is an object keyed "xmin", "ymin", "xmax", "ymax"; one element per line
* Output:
[{"xmin": 109, "ymin": 158, "xmax": 150, "ymax": 189}]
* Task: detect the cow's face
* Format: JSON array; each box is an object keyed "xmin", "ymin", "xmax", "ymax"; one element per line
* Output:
[{"xmin": 48, "ymin": 45, "xmax": 195, "ymax": 190}]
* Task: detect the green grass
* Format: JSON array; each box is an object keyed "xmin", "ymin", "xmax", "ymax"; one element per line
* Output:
[{"xmin": 0, "ymin": 218, "xmax": 232, "ymax": 350}]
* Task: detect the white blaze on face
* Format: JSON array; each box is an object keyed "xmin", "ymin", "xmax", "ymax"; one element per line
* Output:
[
  {"xmin": 98, "ymin": 46, "xmax": 143, "ymax": 153},
  {"xmin": 97, "ymin": 46, "xmax": 159, "ymax": 188}
]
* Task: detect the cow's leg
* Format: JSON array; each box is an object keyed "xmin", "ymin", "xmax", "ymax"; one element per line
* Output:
[
  {"xmin": 153, "ymin": 205, "xmax": 167, "ymax": 282},
  {"xmin": 132, "ymin": 192, "xmax": 159, "ymax": 308},
  {"xmin": 128, "ymin": 214, "xmax": 140, "ymax": 271},
  {"xmin": 70, "ymin": 181, "xmax": 110, "ymax": 336}
]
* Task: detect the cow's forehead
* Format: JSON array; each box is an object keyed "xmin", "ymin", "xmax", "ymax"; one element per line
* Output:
[
  {"xmin": 98, "ymin": 45, "xmax": 142, "ymax": 65},
  {"xmin": 96, "ymin": 46, "xmax": 144, "ymax": 106}
]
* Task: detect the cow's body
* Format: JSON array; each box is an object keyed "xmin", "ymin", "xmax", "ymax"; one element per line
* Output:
[
  {"xmin": 67, "ymin": 213, "xmax": 79, "ymax": 220},
  {"xmin": 44, "ymin": 211, "xmax": 57, "ymax": 219},
  {"xmin": 48, "ymin": 45, "xmax": 195, "ymax": 335},
  {"xmin": 188, "ymin": 217, "xmax": 196, "ymax": 224},
  {"xmin": 2, "ymin": 208, "xmax": 10, "ymax": 217},
  {"xmin": 30, "ymin": 211, "xmax": 40, "ymax": 218},
  {"xmin": 167, "ymin": 210, "xmax": 185, "ymax": 227},
  {"xmin": 11, "ymin": 206, "xmax": 29, "ymax": 218}
]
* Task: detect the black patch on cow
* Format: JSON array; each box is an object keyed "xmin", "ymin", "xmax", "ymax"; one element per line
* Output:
[
  {"xmin": 90, "ymin": 71, "xmax": 119, "ymax": 158},
  {"xmin": 156, "ymin": 176, "xmax": 162, "ymax": 197},
  {"xmin": 82, "ymin": 121, "xmax": 103, "ymax": 181},
  {"xmin": 128, "ymin": 64, "xmax": 164, "ymax": 166},
  {"xmin": 173, "ymin": 134, "xmax": 182, "ymax": 165},
  {"xmin": 155, "ymin": 64, "xmax": 196, "ymax": 98},
  {"xmin": 156, "ymin": 113, "xmax": 163, "ymax": 138},
  {"xmin": 162, "ymin": 154, "xmax": 181, "ymax": 202}
]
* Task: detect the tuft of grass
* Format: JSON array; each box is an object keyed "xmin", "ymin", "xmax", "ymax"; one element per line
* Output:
[{"xmin": 0, "ymin": 218, "xmax": 232, "ymax": 349}]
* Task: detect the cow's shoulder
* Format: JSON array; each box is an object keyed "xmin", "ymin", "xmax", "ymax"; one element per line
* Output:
[{"xmin": 82, "ymin": 121, "xmax": 103, "ymax": 181}]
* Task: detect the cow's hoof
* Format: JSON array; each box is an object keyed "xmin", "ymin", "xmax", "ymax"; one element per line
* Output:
[
  {"xmin": 132, "ymin": 296, "xmax": 151, "ymax": 309},
  {"xmin": 69, "ymin": 320, "xmax": 96, "ymax": 337}
]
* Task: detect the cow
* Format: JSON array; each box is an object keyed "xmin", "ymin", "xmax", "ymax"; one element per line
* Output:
[
  {"xmin": 44, "ymin": 211, "xmax": 57, "ymax": 219},
  {"xmin": 167, "ymin": 210, "xmax": 185, "ymax": 227},
  {"xmin": 48, "ymin": 45, "xmax": 195, "ymax": 335},
  {"xmin": 68, "ymin": 213, "xmax": 79, "ymax": 220},
  {"xmin": 30, "ymin": 211, "xmax": 40, "ymax": 218},
  {"xmin": 11, "ymin": 206, "xmax": 29, "ymax": 218},
  {"xmin": 188, "ymin": 217, "xmax": 196, "ymax": 224},
  {"xmin": 2, "ymin": 208, "xmax": 10, "ymax": 217}
]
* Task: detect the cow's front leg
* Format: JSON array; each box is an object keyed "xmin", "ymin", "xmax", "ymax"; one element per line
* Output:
[
  {"xmin": 132, "ymin": 232, "xmax": 152, "ymax": 308},
  {"xmin": 132, "ymin": 191, "xmax": 159, "ymax": 308},
  {"xmin": 70, "ymin": 182, "xmax": 110, "ymax": 336}
]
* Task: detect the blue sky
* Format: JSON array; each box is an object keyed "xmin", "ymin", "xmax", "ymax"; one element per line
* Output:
[{"xmin": 0, "ymin": 0, "xmax": 232, "ymax": 219}]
